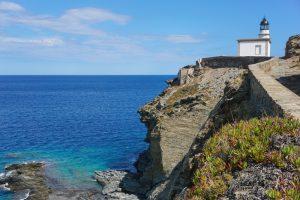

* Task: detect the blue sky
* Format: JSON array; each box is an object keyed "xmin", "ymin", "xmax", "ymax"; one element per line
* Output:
[{"xmin": 0, "ymin": 0, "xmax": 299, "ymax": 75}]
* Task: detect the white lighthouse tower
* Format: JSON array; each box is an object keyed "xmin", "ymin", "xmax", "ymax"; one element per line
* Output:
[
  {"xmin": 258, "ymin": 17, "xmax": 270, "ymax": 39},
  {"xmin": 237, "ymin": 17, "xmax": 271, "ymax": 57}
]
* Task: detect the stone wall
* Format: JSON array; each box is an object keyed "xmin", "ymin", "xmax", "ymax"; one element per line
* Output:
[
  {"xmin": 176, "ymin": 56, "xmax": 300, "ymax": 120},
  {"xmin": 200, "ymin": 56, "xmax": 271, "ymax": 68},
  {"xmin": 249, "ymin": 58, "xmax": 300, "ymax": 119},
  {"xmin": 176, "ymin": 56, "xmax": 271, "ymax": 86}
]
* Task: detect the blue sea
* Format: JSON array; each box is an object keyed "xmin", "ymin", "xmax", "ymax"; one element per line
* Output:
[{"xmin": 0, "ymin": 75, "xmax": 171, "ymax": 199}]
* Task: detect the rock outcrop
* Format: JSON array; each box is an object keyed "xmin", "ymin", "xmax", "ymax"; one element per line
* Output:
[
  {"xmin": 285, "ymin": 34, "xmax": 300, "ymax": 58},
  {"xmin": 135, "ymin": 60, "xmax": 261, "ymax": 199},
  {"xmin": 0, "ymin": 162, "xmax": 50, "ymax": 200},
  {"xmin": 125, "ymin": 35, "xmax": 300, "ymax": 200},
  {"xmin": 0, "ymin": 162, "xmax": 105, "ymax": 200},
  {"xmin": 94, "ymin": 170, "xmax": 140, "ymax": 199}
]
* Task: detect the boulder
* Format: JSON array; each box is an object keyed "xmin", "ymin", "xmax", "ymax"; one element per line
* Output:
[
  {"xmin": 285, "ymin": 34, "xmax": 300, "ymax": 58},
  {"xmin": 94, "ymin": 170, "xmax": 141, "ymax": 199}
]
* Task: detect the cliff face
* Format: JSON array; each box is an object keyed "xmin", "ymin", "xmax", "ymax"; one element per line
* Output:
[
  {"xmin": 134, "ymin": 35, "xmax": 300, "ymax": 200},
  {"xmin": 138, "ymin": 66, "xmax": 247, "ymax": 195},
  {"xmin": 136, "ymin": 57, "xmax": 271, "ymax": 199}
]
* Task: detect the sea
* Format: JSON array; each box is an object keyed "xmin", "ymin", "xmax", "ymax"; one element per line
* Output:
[{"xmin": 0, "ymin": 75, "xmax": 172, "ymax": 199}]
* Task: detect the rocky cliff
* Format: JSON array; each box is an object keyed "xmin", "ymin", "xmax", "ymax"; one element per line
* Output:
[
  {"xmin": 129, "ymin": 35, "xmax": 300, "ymax": 200},
  {"xmin": 136, "ymin": 62, "xmax": 255, "ymax": 199}
]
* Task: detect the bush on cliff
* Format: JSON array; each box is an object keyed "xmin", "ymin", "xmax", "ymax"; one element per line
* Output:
[{"xmin": 189, "ymin": 117, "xmax": 300, "ymax": 200}]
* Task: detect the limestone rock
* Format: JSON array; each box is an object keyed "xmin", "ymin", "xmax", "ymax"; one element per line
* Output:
[
  {"xmin": 285, "ymin": 34, "xmax": 300, "ymax": 58},
  {"xmin": 137, "ymin": 64, "xmax": 250, "ymax": 199},
  {"xmin": 177, "ymin": 65, "xmax": 195, "ymax": 85},
  {"xmin": 94, "ymin": 170, "xmax": 140, "ymax": 200}
]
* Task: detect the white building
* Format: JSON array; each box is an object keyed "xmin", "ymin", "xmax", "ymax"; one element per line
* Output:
[{"xmin": 237, "ymin": 18, "xmax": 271, "ymax": 57}]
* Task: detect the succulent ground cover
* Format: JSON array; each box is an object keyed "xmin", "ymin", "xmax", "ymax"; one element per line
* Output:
[{"xmin": 189, "ymin": 117, "xmax": 300, "ymax": 200}]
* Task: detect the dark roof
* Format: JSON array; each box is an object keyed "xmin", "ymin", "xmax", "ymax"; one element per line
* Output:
[
  {"xmin": 237, "ymin": 38, "xmax": 270, "ymax": 42},
  {"xmin": 260, "ymin": 17, "xmax": 269, "ymax": 25}
]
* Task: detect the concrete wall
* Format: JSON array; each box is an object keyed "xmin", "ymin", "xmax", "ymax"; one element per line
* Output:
[{"xmin": 249, "ymin": 58, "xmax": 300, "ymax": 120}]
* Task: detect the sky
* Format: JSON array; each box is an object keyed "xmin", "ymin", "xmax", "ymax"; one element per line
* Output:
[{"xmin": 0, "ymin": 0, "xmax": 299, "ymax": 75}]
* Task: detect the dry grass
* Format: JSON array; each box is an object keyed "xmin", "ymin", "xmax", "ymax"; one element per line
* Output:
[{"xmin": 166, "ymin": 84, "xmax": 199, "ymax": 105}]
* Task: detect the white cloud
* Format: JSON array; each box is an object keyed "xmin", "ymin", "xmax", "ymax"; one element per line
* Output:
[
  {"xmin": 166, "ymin": 34, "xmax": 202, "ymax": 43},
  {"xmin": 61, "ymin": 8, "xmax": 130, "ymax": 25},
  {"xmin": 0, "ymin": 2, "xmax": 205, "ymax": 69},
  {"xmin": 0, "ymin": 36, "xmax": 64, "ymax": 46},
  {"xmin": 133, "ymin": 34, "xmax": 204, "ymax": 44},
  {"xmin": 0, "ymin": 1, "xmax": 24, "ymax": 11},
  {"xmin": 0, "ymin": 3, "xmax": 130, "ymax": 36},
  {"xmin": 0, "ymin": 34, "xmax": 147, "ymax": 62}
]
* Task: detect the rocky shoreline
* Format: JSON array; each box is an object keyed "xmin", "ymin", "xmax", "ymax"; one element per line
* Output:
[
  {"xmin": 0, "ymin": 162, "xmax": 107, "ymax": 200},
  {"xmin": 0, "ymin": 162, "xmax": 143, "ymax": 199}
]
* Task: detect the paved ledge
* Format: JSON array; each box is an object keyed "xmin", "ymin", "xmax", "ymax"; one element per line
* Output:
[{"xmin": 249, "ymin": 58, "xmax": 300, "ymax": 120}]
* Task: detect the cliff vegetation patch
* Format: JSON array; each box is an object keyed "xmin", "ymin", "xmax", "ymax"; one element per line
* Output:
[
  {"xmin": 166, "ymin": 84, "xmax": 199, "ymax": 106},
  {"xmin": 189, "ymin": 117, "xmax": 300, "ymax": 200}
]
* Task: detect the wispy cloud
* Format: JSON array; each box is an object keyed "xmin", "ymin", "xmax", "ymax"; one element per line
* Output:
[
  {"xmin": 62, "ymin": 8, "xmax": 130, "ymax": 25},
  {"xmin": 166, "ymin": 34, "xmax": 203, "ymax": 43},
  {"xmin": 0, "ymin": 1, "xmax": 206, "ymax": 72},
  {"xmin": 0, "ymin": 2, "xmax": 130, "ymax": 36},
  {"xmin": 0, "ymin": 36, "xmax": 64, "ymax": 46},
  {"xmin": 133, "ymin": 34, "xmax": 205, "ymax": 44},
  {"xmin": 0, "ymin": 1, "xmax": 24, "ymax": 11},
  {"xmin": 0, "ymin": 34, "xmax": 147, "ymax": 62}
]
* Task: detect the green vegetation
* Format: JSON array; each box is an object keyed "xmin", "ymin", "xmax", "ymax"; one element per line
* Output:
[
  {"xmin": 266, "ymin": 188, "xmax": 300, "ymax": 200},
  {"xmin": 266, "ymin": 189, "xmax": 282, "ymax": 199},
  {"xmin": 189, "ymin": 117, "xmax": 300, "ymax": 200}
]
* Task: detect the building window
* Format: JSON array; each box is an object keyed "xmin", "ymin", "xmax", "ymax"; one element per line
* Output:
[{"xmin": 255, "ymin": 45, "xmax": 262, "ymax": 55}]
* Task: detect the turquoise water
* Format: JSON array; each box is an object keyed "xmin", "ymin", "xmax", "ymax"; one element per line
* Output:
[{"xmin": 0, "ymin": 75, "xmax": 171, "ymax": 198}]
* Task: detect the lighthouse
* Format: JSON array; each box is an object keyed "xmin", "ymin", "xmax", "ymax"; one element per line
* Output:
[
  {"xmin": 237, "ymin": 17, "xmax": 271, "ymax": 57},
  {"xmin": 258, "ymin": 17, "xmax": 270, "ymax": 39}
]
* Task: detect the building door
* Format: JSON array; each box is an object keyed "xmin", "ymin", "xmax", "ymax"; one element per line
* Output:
[{"xmin": 255, "ymin": 45, "xmax": 262, "ymax": 55}]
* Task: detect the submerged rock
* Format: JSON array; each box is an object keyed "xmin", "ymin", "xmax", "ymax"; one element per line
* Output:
[{"xmin": 0, "ymin": 162, "xmax": 50, "ymax": 200}]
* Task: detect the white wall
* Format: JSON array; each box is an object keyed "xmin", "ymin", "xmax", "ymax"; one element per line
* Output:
[{"xmin": 238, "ymin": 40, "xmax": 270, "ymax": 56}]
